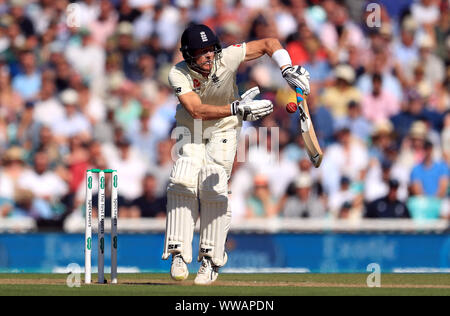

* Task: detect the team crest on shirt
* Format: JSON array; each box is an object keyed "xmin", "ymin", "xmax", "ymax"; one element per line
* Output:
[{"xmin": 192, "ymin": 78, "xmax": 202, "ymax": 92}]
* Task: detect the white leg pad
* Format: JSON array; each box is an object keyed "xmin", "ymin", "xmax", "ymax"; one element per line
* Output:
[
  {"xmin": 162, "ymin": 157, "xmax": 201, "ymax": 264},
  {"xmin": 198, "ymin": 164, "xmax": 231, "ymax": 267}
]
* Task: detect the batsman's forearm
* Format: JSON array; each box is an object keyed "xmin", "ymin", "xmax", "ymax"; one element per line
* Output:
[
  {"xmin": 265, "ymin": 38, "xmax": 284, "ymax": 57},
  {"xmin": 189, "ymin": 103, "xmax": 232, "ymax": 120}
]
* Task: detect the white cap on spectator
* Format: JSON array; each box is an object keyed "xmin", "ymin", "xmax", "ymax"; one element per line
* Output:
[
  {"xmin": 176, "ymin": 0, "xmax": 193, "ymax": 8},
  {"xmin": 3, "ymin": 146, "xmax": 24, "ymax": 163},
  {"xmin": 334, "ymin": 64, "xmax": 355, "ymax": 83},
  {"xmin": 60, "ymin": 89, "xmax": 78, "ymax": 105},
  {"xmin": 117, "ymin": 22, "xmax": 134, "ymax": 36},
  {"xmin": 372, "ymin": 120, "xmax": 393, "ymax": 136},
  {"xmin": 11, "ymin": 0, "xmax": 26, "ymax": 7},
  {"xmin": 409, "ymin": 121, "xmax": 427, "ymax": 139},
  {"xmin": 379, "ymin": 23, "xmax": 393, "ymax": 37},
  {"xmin": 417, "ymin": 81, "xmax": 432, "ymax": 98},
  {"xmin": 402, "ymin": 16, "xmax": 417, "ymax": 32},
  {"xmin": 295, "ymin": 174, "xmax": 313, "ymax": 189},
  {"xmin": 419, "ymin": 34, "xmax": 434, "ymax": 49}
]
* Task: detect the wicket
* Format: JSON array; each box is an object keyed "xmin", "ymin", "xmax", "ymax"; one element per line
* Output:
[{"xmin": 85, "ymin": 169, "xmax": 118, "ymax": 284}]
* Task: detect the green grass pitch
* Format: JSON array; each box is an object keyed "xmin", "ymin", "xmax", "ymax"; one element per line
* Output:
[{"xmin": 0, "ymin": 273, "xmax": 449, "ymax": 296}]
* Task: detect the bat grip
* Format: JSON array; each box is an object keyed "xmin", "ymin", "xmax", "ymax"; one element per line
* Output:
[{"xmin": 295, "ymin": 87, "xmax": 304, "ymax": 104}]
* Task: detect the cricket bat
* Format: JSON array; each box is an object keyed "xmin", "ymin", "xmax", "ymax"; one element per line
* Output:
[{"xmin": 296, "ymin": 87, "xmax": 323, "ymax": 168}]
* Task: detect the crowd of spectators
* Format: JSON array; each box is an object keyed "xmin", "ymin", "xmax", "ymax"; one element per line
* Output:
[{"xmin": 0, "ymin": 0, "xmax": 448, "ymax": 227}]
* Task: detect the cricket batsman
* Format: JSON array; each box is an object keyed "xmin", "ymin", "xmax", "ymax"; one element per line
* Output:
[{"xmin": 162, "ymin": 24, "xmax": 310, "ymax": 285}]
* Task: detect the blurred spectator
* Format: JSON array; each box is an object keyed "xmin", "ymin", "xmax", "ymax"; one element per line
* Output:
[
  {"xmin": 127, "ymin": 108, "xmax": 159, "ymax": 164},
  {"xmin": 77, "ymin": 83, "xmax": 107, "ymax": 125},
  {"xmin": 11, "ymin": 188, "xmax": 51, "ymax": 219},
  {"xmin": 0, "ymin": 147, "xmax": 27, "ymax": 201},
  {"xmin": 89, "ymin": 0, "xmax": 118, "ymax": 47},
  {"xmin": 113, "ymin": 80, "xmax": 142, "ymax": 131},
  {"xmin": 407, "ymin": 141, "xmax": 448, "ymax": 221},
  {"xmin": 130, "ymin": 173, "xmax": 166, "ymax": 218},
  {"xmin": 203, "ymin": 0, "xmax": 236, "ymax": 32},
  {"xmin": 31, "ymin": 125, "xmax": 62, "ymax": 168},
  {"xmin": 115, "ymin": 21, "xmax": 140, "ymax": 80},
  {"xmin": 17, "ymin": 149, "xmax": 68, "ymax": 217},
  {"xmin": 318, "ymin": 3, "xmax": 365, "ymax": 53},
  {"xmin": 357, "ymin": 52, "xmax": 403, "ymax": 103},
  {"xmin": 0, "ymin": 66, "xmax": 23, "ymax": 123},
  {"xmin": 415, "ymin": 35, "xmax": 445, "ymax": 87},
  {"xmin": 78, "ymin": 0, "xmax": 100, "ymax": 28},
  {"xmin": 33, "ymin": 79, "xmax": 64, "ymax": 127},
  {"xmin": 245, "ymin": 174, "xmax": 277, "ymax": 218},
  {"xmin": 393, "ymin": 17, "xmax": 418, "ymax": 74},
  {"xmin": 411, "ymin": 0, "xmax": 440, "ymax": 26},
  {"xmin": 12, "ymin": 50, "xmax": 41, "ymax": 101},
  {"xmin": 321, "ymin": 64, "xmax": 361, "ymax": 119},
  {"xmin": 93, "ymin": 108, "xmax": 116, "ymax": 144},
  {"xmin": 9, "ymin": 0, "xmax": 35, "ymax": 37},
  {"xmin": 65, "ymin": 28, "xmax": 105, "ymax": 96},
  {"xmin": 282, "ymin": 133, "xmax": 308, "ymax": 163},
  {"xmin": 321, "ymin": 125, "xmax": 369, "ymax": 196},
  {"xmin": 365, "ymin": 159, "xmax": 395, "ymax": 203},
  {"xmin": 336, "ymin": 100, "xmax": 372, "ymax": 143},
  {"xmin": 362, "ymin": 73, "xmax": 400, "ymax": 123},
  {"xmin": 63, "ymin": 136, "xmax": 90, "ymax": 206},
  {"xmin": 104, "ymin": 137, "xmax": 147, "ymax": 203},
  {"xmin": 53, "ymin": 57, "xmax": 72, "ymax": 93},
  {"xmin": 329, "ymin": 176, "xmax": 358, "ymax": 218},
  {"xmin": 150, "ymin": 2, "xmax": 182, "ymax": 50},
  {"xmin": 410, "ymin": 140, "xmax": 448, "ymax": 199},
  {"xmin": 390, "ymin": 90, "xmax": 441, "ymax": 142},
  {"xmin": 188, "ymin": 0, "xmax": 214, "ymax": 24},
  {"xmin": 117, "ymin": 0, "xmax": 141, "ymax": 23},
  {"xmin": 303, "ymin": 36, "xmax": 331, "ymax": 83},
  {"xmin": 396, "ymin": 120, "xmax": 442, "ymax": 173},
  {"xmin": 51, "ymin": 89, "xmax": 92, "ymax": 144},
  {"xmin": 131, "ymin": 53, "xmax": 155, "ymax": 83},
  {"xmin": 365, "ymin": 179, "xmax": 410, "ymax": 218},
  {"xmin": 368, "ymin": 120, "xmax": 395, "ymax": 163},
  {"xmin": 279, "ymin": 173, "xmax": 326, "ymax": 218}
]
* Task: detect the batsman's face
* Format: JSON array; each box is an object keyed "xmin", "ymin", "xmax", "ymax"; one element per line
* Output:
[{"xmin": 194, "ymin": 45, "xmax": 215, "ymax": 73}]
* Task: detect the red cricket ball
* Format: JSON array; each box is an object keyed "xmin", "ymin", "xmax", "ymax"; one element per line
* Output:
[{"xmin": 286, "ymin": 102, "xmax": 297, "ymax": 113}]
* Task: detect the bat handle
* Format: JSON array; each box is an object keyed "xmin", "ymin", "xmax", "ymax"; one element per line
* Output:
[{"xmin": 295, "ymin": 87, "xmax": 305, "ymax": 103}]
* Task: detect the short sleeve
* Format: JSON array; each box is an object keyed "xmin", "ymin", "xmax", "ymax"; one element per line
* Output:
[
  {"xmin": 168, "ymin": 66, "xmax": 192, "ymax": 97},
  {"xmin": 438, "ymin": 162, "xmax": 449, "ymax": 179},
  {"xmin": 221, "ymin": 43, "xmax": 247, "ymax": 73}
]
